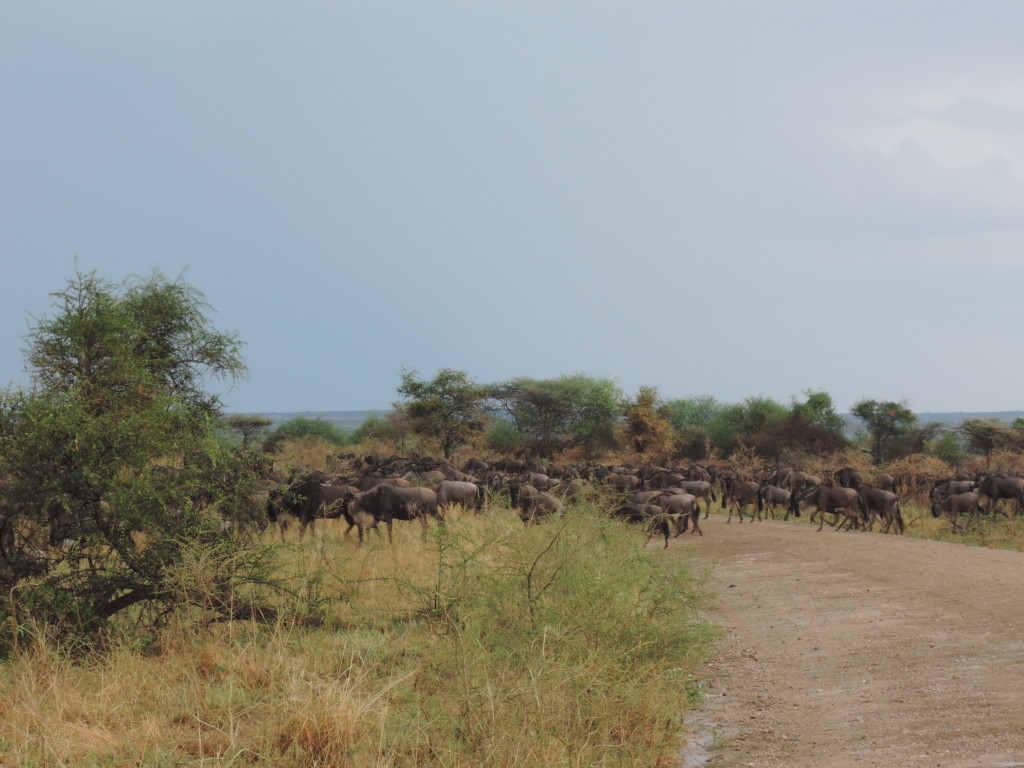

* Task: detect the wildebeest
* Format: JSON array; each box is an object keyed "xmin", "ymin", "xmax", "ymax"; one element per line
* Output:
[
  {"xmin": 975, "ymin": 474, "xmax": 1024, "ymax": 518},
  {"xmin": 856, "ymin": 484, "xmax": 905, "ymax": 534},
  {"xmin": 344, "ymin": 484, "xmax": 442, "ymax": 544},
  {"xmin": 613, "ymin": 502, "xmax": 685, "ymax": 548},
  {"xmin": 931, "ymin": 491, "xmax": 985, "ymax": 531},
  {"xmin": 930, "ymin": 478, "xmax": 976, "ymax": 503},
  {"xmin": 435, "ymin": 480, "xmax": 481, "ymax": 512},
  {"xmin": 757, "ymin": 485, "xmax": 791, "ymax": 519},
  {"xmin": 268, "ymin": 481, "xmax": 359, "ymax": 540},
  {"xmin": 653, "ymin": 491, "xmax": 703, "ymax": 536},
  {"xmin": 604, "ymin": 473, "xmax": 642, "ymax": 491},
  {"xmin": 508, "ymin": 482, "xmax": 564, "ymax": 524},
  {"xmin": 672, "ymin": 480, "xmax": 716, "ymax": 518},
  {"xmin": 788, "ymin": 485, "xmax": 864, "ymax": 531},
  {"xmin": 834, "ymin": 467, "xmax": 864, "ymax": 488},
  {"xmin": 721, "ymin": 478, "xmax": 762, "ymax": 523}
]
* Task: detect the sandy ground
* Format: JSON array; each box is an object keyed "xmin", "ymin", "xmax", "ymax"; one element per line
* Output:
[{"xmin": 672, "ymin": 514, "xmax": 1024, "ymax": 768}]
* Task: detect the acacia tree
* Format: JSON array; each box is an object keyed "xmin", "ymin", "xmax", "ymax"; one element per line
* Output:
[
  {"xmin": 487, "ymin": 374, "xmax": 622, "ymax": 459},
  {"xmin": 0, "ymin": 269, "xmax": 270, "ymax": 651},
  {"xmin": 396, "ymin": 368, "xmax": 489, "ymax": 459},
  {"xmin": 225, "ymin": 414, "xmax": 273, "ymax": 447},
  {"xmin": 851, "ymin": 399, "xmax": 919, "ymax": 464},
  {"xmin": 959, "ymin": 418, "xmax": 1015, "ymax": 468}
]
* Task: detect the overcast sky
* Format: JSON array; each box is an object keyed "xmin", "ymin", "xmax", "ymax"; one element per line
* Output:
[{"xmin": 3, "ymin": 2, "xmax": 1023, "ymax": 414}]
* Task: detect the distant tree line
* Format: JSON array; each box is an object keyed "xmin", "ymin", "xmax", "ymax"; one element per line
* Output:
[{"xmin": 253, "ymin": 367, "xmax": 1024, "ymax": 467}]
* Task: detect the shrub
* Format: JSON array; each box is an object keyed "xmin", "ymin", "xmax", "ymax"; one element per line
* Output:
[{"xmin": 263, "ymin": 417, "xmax": 351, "ymax": 452}]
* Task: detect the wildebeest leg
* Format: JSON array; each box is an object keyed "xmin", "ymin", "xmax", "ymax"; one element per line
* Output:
[{"xmin": 690, "ymin": 509, "xmax": 702, "ymax": 536}]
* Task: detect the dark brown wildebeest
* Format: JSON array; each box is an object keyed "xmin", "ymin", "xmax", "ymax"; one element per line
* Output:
[
  {"xmin": 604, "ymin": 473, "xmax": 642, "ymax": 491},
  {"xmin": 268, "ymin": 481, "xmax": 360, "ymax": 540},
  {"xmin": 931, "ymin": 491, "xmax": 985, "ymax": 531},
  {"xmin": 930, "ymin": 478, "xmax": 976, "ymax": 503},
  {"xmin": 757, "ymin": 485, "xmax": 791, "ymax": 519},
  {"xmin": 685, "ymin": 465, "xmax": 712, "ymax": 483},
  {"xmin": 788, "ymin": 485, "xmax": 863, "ymax": 532},
  {"xmin": 834, "ymin": 467, "xmax": 864, "ymax": 488},
  {"xmin": 855, "ymin": 484, "xmax": 905, "ymax": 534},
  {"xmin": 975, "ymin": 474, "xmax": 1024, "ymax": 518},
  {"xmin": 613, "ymin": 502, "xmax": 686, "ymax": 548},
  {"xmin": 508, "ymin": 482, "xmax": 564, "ymax": 524},
  {"xmin": 345, "ymin": 484, "xmax": 442, "ymax": 544},
  {"xmin": 721, "ymin": 478, "xmax": 762, "ymax": 523}
]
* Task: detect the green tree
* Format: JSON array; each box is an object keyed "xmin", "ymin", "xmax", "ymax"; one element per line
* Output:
[
  {"xmin": 851, "ymin": 399, "xmax": 920, "ymax": 464},
  {"xmin": 396, "ymin": 368, "xmax": 489, "ymax": 459},
  {"xmin": 662, "ymin": 395, "xmax": 723, "ymax": 460},
  {"xmin": 778, "ymin": 390, "xmax": 847, "ymax": 456},
  {"xmin": 487, "ymin": 374, "xmax": 622, "ymax": 458},
  {"xmin": 0, "ymin": 269, "xmax": 268, "ymax": 651},
  {"xmin": 928, "ymin": 429, "xmax": 965, "ymax": 466}
]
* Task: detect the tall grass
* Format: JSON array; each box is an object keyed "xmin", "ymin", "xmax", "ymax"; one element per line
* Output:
[{"xmin": 0, "ymin": 503, "xmax": 714, "ymax": 767}]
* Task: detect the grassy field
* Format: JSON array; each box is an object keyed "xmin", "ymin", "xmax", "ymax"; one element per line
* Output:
[{"xmin": 0, "ymin": 499, "xmax": 716, "ymax": 767}]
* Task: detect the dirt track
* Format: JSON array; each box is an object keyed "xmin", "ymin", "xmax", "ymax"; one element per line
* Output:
[{"xmin": 676, "ymin": 514, "xmax": 1024, "ymax": 768}]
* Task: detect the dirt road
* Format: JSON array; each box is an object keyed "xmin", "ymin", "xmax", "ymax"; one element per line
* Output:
[{"xmin": 677, "ymin": 515, "xmax": 1024, "ymax": 768}]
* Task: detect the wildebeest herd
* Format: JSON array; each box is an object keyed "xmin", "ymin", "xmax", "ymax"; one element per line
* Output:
[{"xmin": 265, "ymin": 454, "xmax": 1024, "ymax": 547}]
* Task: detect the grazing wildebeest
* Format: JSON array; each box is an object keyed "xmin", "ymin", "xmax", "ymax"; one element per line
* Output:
[
  {"xmin": 931, "ymin": 492, "xmax": 985, "ymax": 531},
  {"xmin": 930, "ymin": 478, "xmax": 976, "ymax": 503},
  {"xmin": 788, "ymin": 485, "xmax": 864, "ymax": 531},
  {"xmin": 436, "ymin": 480, "xmax": 481, "ymax": 512},
  {"xmin": 508, "ymin": 482, "xmax": 564, "ymax": 524},
  {"xmin": 975, "ymin": 474, "xmax": 1024, "ymax": 518},
  {"xmin": 856, "ymin": 484, "xmax": 905, "ymax": 534},
  {"xmin": 268, "ymin": 481, "xmax": 360, "ymax": 540},
  {"xmin": 548, "ymin": 478, "xmax": 587, "ymax": 503},
  {"xmin": 757, "ymin": 485, "xmax": 791, "ymax": 519},
  {"xmin": 721, "ymin": 478, "xmax": 762, "ymax": 523},
  {"xmin": 614, "ymin": 501, "xmax": 679, "ymax": 548},
  {"xmin": 671, "ymin": 480, "xmax": 716, "ymax": 517},
  {"xmin": 654, "ymin": 491, "xmax": 703, "ymax": 536},
  {"xmin": 345, "ymin": 484, "xmax": 442, "ymax": 544}
]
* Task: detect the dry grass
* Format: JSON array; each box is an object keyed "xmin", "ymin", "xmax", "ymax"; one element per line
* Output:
[{"xmin": 0, "ymin": 503, "xmax": 714, "ymax": 767}]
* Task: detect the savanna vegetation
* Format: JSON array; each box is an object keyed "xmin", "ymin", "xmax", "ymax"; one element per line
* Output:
[{"xmin": 3, "ymin": 268, "xmax": 1024, "ymax": 766}]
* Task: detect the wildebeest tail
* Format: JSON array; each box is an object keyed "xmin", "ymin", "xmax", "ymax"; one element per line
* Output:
[{"xmin": 894, "ymin": 500, "xmax": 905, "ymax": 534}]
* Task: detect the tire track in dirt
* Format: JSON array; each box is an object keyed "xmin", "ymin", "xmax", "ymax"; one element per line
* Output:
[{"xmin": 674, "ymin": 515, "xmax": 1024, "ymax": 768}]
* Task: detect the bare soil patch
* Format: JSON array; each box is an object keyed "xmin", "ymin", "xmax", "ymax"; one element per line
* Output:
[{"xmin": 673, "ymin": 515, "xmax": 1024, "ymax": 768}]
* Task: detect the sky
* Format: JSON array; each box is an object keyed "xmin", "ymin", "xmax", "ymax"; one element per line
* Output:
[{"xmin": 3, "ymin": 2, "xmax": 1024, "ymax": 415}]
